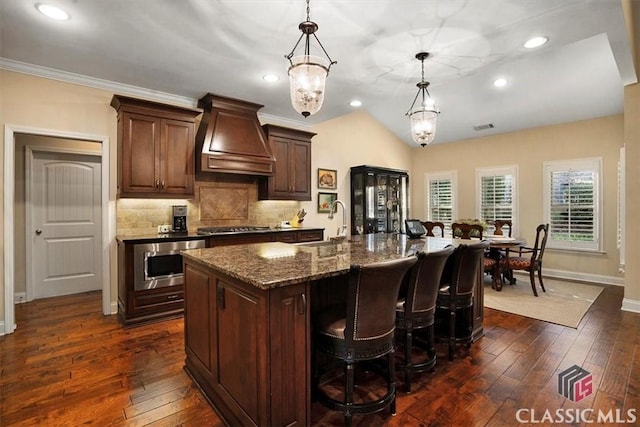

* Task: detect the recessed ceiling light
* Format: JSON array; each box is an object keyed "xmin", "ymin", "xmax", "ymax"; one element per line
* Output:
[
  {"xmin": 262, "ymin": 74, "xmax": 279, "ymax": 83},
  {"xmin": 350, "ymin": 100, "xmax": 362, "ymax": 108},
  {"xmin": 524, "ymin": 36, "xmax": 548, "ymax": 49},
  {"xmin": 36, "ymin": 3, "xmax": 70, "ymax": 20},
  {"xmin": 493, "ymin": 78, "xmax": 508, "ymax": 88}
]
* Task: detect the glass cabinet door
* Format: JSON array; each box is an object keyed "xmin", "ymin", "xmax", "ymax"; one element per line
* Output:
[
  {"xmin": 388, "ymin": 175, "xmax": 400, "ymax": 232},
  {"xmin": 400, "ymin": 174, "xmax": 408, "ymax": 233},
  {"xmin": 352, "ymin": 171, "xmax": 364, "ymax": 235},
  {"xmin": 376, "ymin": 174, "xmax": 388, "ymax": 232}
]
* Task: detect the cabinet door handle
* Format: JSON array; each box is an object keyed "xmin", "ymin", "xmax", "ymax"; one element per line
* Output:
[
  {"xmin": 167, "ymin": 294, "xmax": 179, "ymax": 300},
  {"xmin": 161, "ymin": 180, "xmax": 165, "ymax": 189},
  {"xmin": 155, "ymin": 179, "xmax": 160, "ymax": 189},
  {"xmin": 217, "ymin": 286, "xmax": 225, "ymax": 310},
  {"xmin": 298, "ymin": 293, "xmax": 306, "ymax": 315}
]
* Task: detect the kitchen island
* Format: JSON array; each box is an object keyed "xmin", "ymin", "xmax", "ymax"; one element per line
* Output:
[{"xmin": 181, "ymin": 233, "xmax": 483, "ymax": 426}]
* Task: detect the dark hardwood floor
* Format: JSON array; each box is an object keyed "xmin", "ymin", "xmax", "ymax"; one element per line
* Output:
[{"xmin": 1, "ymin": 283, "xmax": 638, "ymax": 426}]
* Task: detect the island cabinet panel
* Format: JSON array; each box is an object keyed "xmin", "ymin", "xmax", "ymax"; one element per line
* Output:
[
  {"xmin": 183, "ymin": 259, "xmax": 310, "ymax": 427},
  {"xmin": 269, "ymin": 282, "xmax": 310, "ymax": 426},
  {"xmin": 184, "ymin": 264, "xmax": 212, "ymax": 371}
]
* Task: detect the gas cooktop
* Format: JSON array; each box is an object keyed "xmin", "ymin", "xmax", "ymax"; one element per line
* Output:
[{"xmin": 197, "ymin": 226, "xmax": 271, "ymax": 235}]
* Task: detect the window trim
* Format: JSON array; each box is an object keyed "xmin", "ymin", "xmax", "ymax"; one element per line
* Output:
[
  {"xmin": 543, "ymin": 157, "xmax": 602, "ymax": 252},
  {"xmin": 424, "ymin": 170, "xmax": 457, "ymax": 230},
  {"xmin": 475, "ymin": 165, "xmax": 518, "ymax": 235}
]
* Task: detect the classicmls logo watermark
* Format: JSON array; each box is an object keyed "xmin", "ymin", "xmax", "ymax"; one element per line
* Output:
[
  {"xmin": 515, "ymin": 365, "xmax": 637, "ymax": 423},
  {"xmin": 557, "ymin": 364, "xmax": 592, "ymax": 402},
  {"xmin": 516, "ymin": 365, "xmax": 638, "ymax": 425}
]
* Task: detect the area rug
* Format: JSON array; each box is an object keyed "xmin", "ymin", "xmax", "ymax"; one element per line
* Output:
[{"xmin": 483, "ymin": 276, "xmax": 604, "ymax": 328}]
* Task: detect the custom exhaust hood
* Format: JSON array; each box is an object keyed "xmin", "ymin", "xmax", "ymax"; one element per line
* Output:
[{"xmin": 195, "ymin": 93, "xmax": 275, "ymax": 176}]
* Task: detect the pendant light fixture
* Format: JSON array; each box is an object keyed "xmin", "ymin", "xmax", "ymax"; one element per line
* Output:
[
  {"xmin": 406, "ymin": 52, "xmax": 440, "ymax": 147},
  {"xmin": 285, "ymin": 0, "xmax": 337, "ymax": 118}
]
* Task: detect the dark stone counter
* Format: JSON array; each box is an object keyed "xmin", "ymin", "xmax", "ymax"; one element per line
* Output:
[{"xmin": 181, "ymin": 233, "xmax": 457, "ymax": 290}]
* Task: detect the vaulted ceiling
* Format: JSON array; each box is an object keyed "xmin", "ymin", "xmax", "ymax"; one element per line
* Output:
[{"xmin": 1, "ymin": 0, "xmax": 636, "ymax": 146}]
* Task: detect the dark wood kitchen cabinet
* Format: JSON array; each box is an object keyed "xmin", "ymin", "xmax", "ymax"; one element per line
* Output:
[
  {"xmin": 259, "ymin": 124, "xmax": 315, "ymax": 201},
  {"xmin": 111, "ymin": 95, "xmax": 201, "ymax": 198},
  {"xmin": 184, "ymin": 261, "xmax": 309, "ymax": 426},
  {"xmin": 117, "ymin": 240, "xmax": 185, "ymax": 327}
]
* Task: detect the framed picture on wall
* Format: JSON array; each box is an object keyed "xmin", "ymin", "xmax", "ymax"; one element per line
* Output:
[
  {"xmin": 318, "ymin": 192, "xmax": 337, "ymax": 213},
  {"xmin": 318, "ymin": 168, "xmax": 337, "ymax": 190}
]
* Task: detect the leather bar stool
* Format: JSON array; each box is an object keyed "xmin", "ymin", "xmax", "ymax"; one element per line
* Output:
[
  {"xmin": 313, "ymin": 256, "xmax": 418, "ymax": 426},
  {"xmin": 436, "ymin": 241, "xmax": 488, "ymax": 360},
  {"xmin": 395, "ymin": 246, "xmax": 454, "ymax": 393}
]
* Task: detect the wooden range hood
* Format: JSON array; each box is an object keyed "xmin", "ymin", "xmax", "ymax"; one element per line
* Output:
[{"xmin": 195, "ymin": 93, "xmax": 275, "ymax": 176}]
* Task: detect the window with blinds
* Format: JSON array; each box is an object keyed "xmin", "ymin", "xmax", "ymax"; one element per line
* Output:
[
  {"xmin": 424, "ymin": 171, "xmax": 456, "ymax": 229},
  {"xmin": 476, "ymin": 166, "xmax": 517, "ymax": 231},
  {"xmin": 543, "ymin": 158, "xmax": 601, "ymax": 251}
]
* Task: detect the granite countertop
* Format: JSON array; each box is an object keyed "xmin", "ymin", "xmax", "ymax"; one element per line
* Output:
[
  {"xmin": 116, "ymin": 227, "xmax": 324, "ymax": 243},
  {"xmin": 181, "ymin": 233, "xmax": 457, "ymax": 290}
]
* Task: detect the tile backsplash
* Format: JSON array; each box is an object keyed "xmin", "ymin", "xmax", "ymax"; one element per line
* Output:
[{"xmin": 116, "ymin": 175, "xmax": 301, "ymax": 236}]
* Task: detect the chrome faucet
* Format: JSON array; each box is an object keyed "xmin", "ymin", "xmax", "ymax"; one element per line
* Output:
[{"xmin": 328, "ymin": 199, "xmax": 347, "ymax": 238}]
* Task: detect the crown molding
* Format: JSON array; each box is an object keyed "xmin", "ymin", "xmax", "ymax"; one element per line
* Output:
[
  {"xmin": 257, "ymin": 113, "xmax": 312, "ymax": 131},
  {"xmin": 1, "ymin": 57, "xmax": 198, "ymax": 108}
]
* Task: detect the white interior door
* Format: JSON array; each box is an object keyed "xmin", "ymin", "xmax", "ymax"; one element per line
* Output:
[{"xmin": 30, "ymin": 151, "xmax": 102, "ymax": 299}]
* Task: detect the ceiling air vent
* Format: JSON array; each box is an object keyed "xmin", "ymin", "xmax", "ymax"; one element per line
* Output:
[{"xmin": 473, "ymin": 123, "xmax": 495, "ymax": 131}]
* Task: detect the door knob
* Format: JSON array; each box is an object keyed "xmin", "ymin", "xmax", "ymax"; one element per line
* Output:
[{"xmin": 35, "ymin": 229, "xmax": 42, "ymax": 235}]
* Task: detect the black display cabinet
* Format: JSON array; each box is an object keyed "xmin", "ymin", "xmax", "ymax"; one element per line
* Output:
[{"xmin": 350, "ymin": 165, "xmax": 409, "ymax": 235}]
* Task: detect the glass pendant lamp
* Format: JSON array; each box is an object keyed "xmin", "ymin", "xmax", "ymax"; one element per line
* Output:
[
  {"xmin": 406, "ymin": 52, "xmax": 440, "ymax": 146},
  {"xmin": 285, "ymin": 0, "xmax": 336, "ymax": 117}
]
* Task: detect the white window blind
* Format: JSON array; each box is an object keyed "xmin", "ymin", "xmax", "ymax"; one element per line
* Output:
[
  {"xmin": 424, "ymin": 171, "xmax": 456, "ymax": 229},
  {"xmin": 476, "ymin": 166, "xmax": 517, "ymax": 231},
  {"xmin": 543, "ymin": 158, "xmax": 601, "ymax": 251}
]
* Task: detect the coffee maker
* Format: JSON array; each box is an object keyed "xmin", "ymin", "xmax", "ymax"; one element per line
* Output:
[{"xmin": 172, "ymin": 205, "xmax": 188, "ymax": 233}]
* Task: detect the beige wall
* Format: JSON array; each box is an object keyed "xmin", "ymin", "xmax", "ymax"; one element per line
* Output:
[{"xmin": 410, "ymin": 115, "xmax": 624, "ymax": 281}]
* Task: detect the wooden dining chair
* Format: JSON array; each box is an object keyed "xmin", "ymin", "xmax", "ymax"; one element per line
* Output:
[
  {"xmin": 500, "ymin": 223, "xmax": 549, "ymax": 297},
  {"xmin": 492, "ymin": 220, "xmax": 512, "ymax": 237},
  {"xmin": 420, "ymin": 221, "xmax": 445, "ymax": 237},
  {"xmin": 451, "ymin": 222, "xmax": 484, "ymax": 239}
]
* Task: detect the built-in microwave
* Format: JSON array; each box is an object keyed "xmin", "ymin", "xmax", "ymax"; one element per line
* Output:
[{"xmin": 133, "ymin": 239, "xmax": 206, "ymax": 291}]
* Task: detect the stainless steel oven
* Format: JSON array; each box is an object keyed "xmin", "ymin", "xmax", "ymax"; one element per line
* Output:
[{"xmin": 133, "ymin": 239, "xmax": 206, "ymax": 290}]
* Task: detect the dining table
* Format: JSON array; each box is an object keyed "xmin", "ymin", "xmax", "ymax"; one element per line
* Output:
[{"xmin": 484, "ymin": 235, "xmax": 527, "ymax": 291}]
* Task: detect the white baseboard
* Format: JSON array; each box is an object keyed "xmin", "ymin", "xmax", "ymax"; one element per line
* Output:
[
  {"xmin": 14, "ymin": 292, "xmax": 27, "ymax": 304},
  {"xmin": 622, "ymin": 298, "xmax": 640, "ymax": 313},
  {"xmin": 110, "ymin": 301, "xmax": 118, "ymax": 315},
  {"xmin": 525, "ymin": 268, "xmax": 624, "ymax": 286},
  {"xmin": 0, "ymin": 320, "xmax": 15, "ymax": 336}
]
